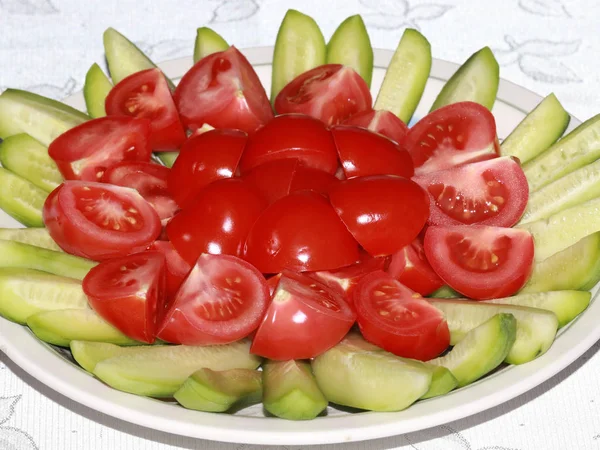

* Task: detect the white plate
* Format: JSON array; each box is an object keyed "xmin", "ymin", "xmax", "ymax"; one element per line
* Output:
[{"xmin": 0, "ymin": 47, "xmax": 595, "ymax": 446}]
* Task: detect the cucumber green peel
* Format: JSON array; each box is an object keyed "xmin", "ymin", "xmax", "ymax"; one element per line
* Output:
[
  {"xmin": 327, "ymin": 15, "xmax": 373, "ymax": 87},
  {"xmin": 0, "ymin": 168, "xmax": 47, "ymax": 227},
  {"xmin": 420, "ymin": 366, "xmax": 458, "ymax": 399},
  {"xmin": 84, "ymin": 63, "xmax": 113, "ymax": 118},
  {"xmin": 193, "ymin": 27, "xmax": 229, "ymax": 63},
  {"xmin": 0, "ymin": 228, "xmax": 61, "ymax": 252}
]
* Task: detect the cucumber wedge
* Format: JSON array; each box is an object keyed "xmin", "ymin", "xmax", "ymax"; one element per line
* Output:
[
  {"xmin": 155, "ymin": 152, "xmax": 178, "ymax": 168},
  {"xmin": 374, "ymin": 28, "xmax": 431, "ymax": 124},
  {"xmin": 420, "ymin": 365, "xmax": 458, "ymax": 399},
  {"xmin": 327, "ymin": 15, "xmax": 373, "ymax": 87},
  {"xmin": 428, "ymin": 285, "xmax": 461, "ymax": 299},
  {"xmin": 0, "ymin": 168, "xmax": 47, "ymax": 227},
  {"xmin": 70, "ymin": 341, "xmax": 140, "ymax": 373},
  {"xmin": 84, "ymin": 63, "xmax": 113, "ymax": 118},
  {"xmin": 193, "ymin": 27, "xmax": 229, "ymax": 63},
  {"xmin": 0, "ymin": 228, "xmax": 61, "ymax": 252},
  {"xmin": 270, "ymin": 9, "xmax": 326, "ymax": 103},
  {"xmin": 500, "ymin": 93, "xmax": 570, "ymax": 164},
  {"xmin": 430, "ymin": 47, "xmax": 499, "ymax": 112}
]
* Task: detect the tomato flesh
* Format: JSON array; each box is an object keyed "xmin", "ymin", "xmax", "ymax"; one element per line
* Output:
[
  {"xmin": 147, "ymin": 240, "xmax": 192, "ymax": 300},
  {"xmin": 387, "ymin": 238, "xmax": 444, "ymax": 296},
  {"xmin": 343, "ymin": 109, "xmax": 409, "ymax": 145}
]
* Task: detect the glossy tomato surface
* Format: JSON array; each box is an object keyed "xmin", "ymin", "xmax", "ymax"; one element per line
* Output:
[
  {"xmin": 343, "ymin": 109, "xmax": 409, "ymax": 145},
  {"xmin": 387, "ymin": 238, "xmax": 444, "ymax": 296},
  {"xmin": 147, "ymin": 240, "xmax": 192, "ymax": 300}
]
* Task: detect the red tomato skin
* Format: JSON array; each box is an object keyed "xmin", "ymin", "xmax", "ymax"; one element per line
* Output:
[
  {"xmin": 265, "ymin": 273, "xmax": 282, "ymax": 297},
  {"xmin": 331, "ymin": 125, "xmax": 414, "ymax": 179},
  {"xmin": 274, "ymin": 65, "xmax": 372, "ymax": 126},
  {"xmin": 147, "ymin": 240, "xmax": 192, "ymax": 300},
  {"xmin": 174, "ymin": 46, "xmax": 273, "ymax": 134},
  {"xmin": 244, "ymin": 191, "xmax": 361, "ymax": 273},
  {"xmin": 387, "ymin": 238, "xmax": 444, "ymax": 296},
  {"xmin": 289, "ymin": 165, "xmax": 339, "ymax": 195},
  {"xmin": 239, "ymin": 114, "xmax": 339, "ymax": 175},
  {"xmin": 168, "ymin": 129, "xmax": 247, "ymax": 208},
  {"xmin": 105, "ymin": 68, "xmax": 186, "ymax": 150},
  {"xmin": 343, "ymin": 109, "xmax": 409, "ymax": 145},
  {"xmin": 328, "ymin": 175, "xmax": 430, "ymax": 257}
]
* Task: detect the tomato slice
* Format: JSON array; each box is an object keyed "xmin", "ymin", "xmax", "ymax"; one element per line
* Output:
[
  {"xmin": 105, "ymin": 68, "xmax": 186, "ymax": 150},
  {"xmin": 48, "ymin": 116, "xmax": 152, "ymax": 181},
  {"xmin": 423, "ymin": 225, "xmax": 534, "ymax": 300},
  {"xmin": 413, "ymin": 156, "xmax": 529, "ymax": 227},
  {"xmin": 168, "ymin": 129, "xmax": 247, "ymax": 208},
  {"xmin": 83, "ymin": 251, "xmax": 167, "ymax": 343},
  {"xmin": 406, "ymin": 101, "xmax": 500, "ymax": 175},
  {"xmin": 331, "ymin": 125, "xmax": 414, "ymax": 179},
  {"xmin": 157, "ymin": 253, "xmax": 270, "ymax": 345},
  {"xmin": 147, "ymin": 240, "xmax": 192, "ymax": 300},
  {"xmin": 244, "ymin": 191, "xmax": 361, "ymax": 273},
  {"xmin": 353, "ymin": 270, "xmax": 450, "ymax": 360},
  {"xmin": 328, "ymin": 175, "xmax": 429, "ymax": 257},
  {"xmin": 174, "ymin": 46, "xmax": 273, "ymax": 134},
  {"xmin": 342, "ymin": 109, "xmax": 409, "ymax": 145},
  {"xmin": 387, "ymin": 238, "xmax": 444, "ymax": 296},
  {"xmin": 274, "ymin": 65, "xmax": 372, "ymax": 126},
  {"xmin": 43, "ymin": 181, "xmax": 162, "ymax": 260},
  {"xmin": 250, "ymin": 271, "xmax": 356, "ymax": 360}
]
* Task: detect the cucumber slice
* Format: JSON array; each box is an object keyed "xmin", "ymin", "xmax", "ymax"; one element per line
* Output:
[
  {"xmin": 430, "ymin": 47, "xmax": 499, "ymax": 112},
  {"xmin": 326, "ymin": 15, "xmax": 373, "ymax": 87},
  {"xmin": 0, "ymin": 228, "xmax": 61, "ymax": 252},
  {"xmin": 27, "ymin": 308, "xmax": 140, "ymax": 347},
  {"xmin": 0, "ymin": 134, "xmax": 62, "ymax": 192},
  {"xmin": 0, "ymin": 268, "xmax": 87, "ymax": 324},
  {"xmin": 0, "ymin": 168, "xmax": 47, "ymax": 227},
  {"xmin": 428, "ymin": 285, "xmax": 461, "ymax": 299},
  {"xmin": 155, "ymin": 151, "xmax": 178, "ymax": 168},
  {"xmin": 84, "ymin": 63, "xmax": 113, "ymax": 119},
  {"xmin": 193, "ymin": 27, "xmax": 229, "ymax": 64},
  {"xmin": 429, "ymin": 313, "xmax": 516, "ymax": 386},
  {"xmin": 429, "ymin": 299, "xmax": 558, "ymax": 365},
  {"xmin": 0, "ymin": 88, "xmax": 89, "ymax": 146},
  {"xmin": 500, "ymin": 93, "xmax": 570, "ymax": 164},
  {"xmin": 270, "ymin": 9, "xmax": 326, "ymax": 103},
  {"xmin": 523, "ymin": 113, "xmax": 600, "ymax": 192},
  {"xmin": 374, "ymin": 29, "xmax": 431, "ymax": 124},
  {"xmin": 93, "ymin": 340, "xmax": 261, "ymax": 397},
  {"xmin": 70, "ymin": 341, "xmax": 140, "ymax": 373},
  {"xmin": 262, "ymin": 360, "xmax": 327, "ymax": 420},
  {"xmin": 420, "ymin": 365, "xmax": 458, "ymax": 399}
]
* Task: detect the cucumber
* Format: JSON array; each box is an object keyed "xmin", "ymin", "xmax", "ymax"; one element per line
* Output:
[
  {"xmin": 428, "ymin": 285, "xmax": 461, "ymax": 299},
  {"xmin": 420, "ymin": 365, "xmax": 458, "ymax": 399},
  {"xmin": 270, "ymin": 9, "xmax": 326, "ymax": 103},
  {"xmin": 500, "ymin": 93, "xmax": 570, "ymax": 164},
  {"xmin": 27, "ymin": 308, "xmax": 140, "ymax": 347},
  {"xmin": 429, "ymin": 313, "xmax": 516, "ymax": 386},
  {"xmin": 374, "ymin": 28, "xmax": 431, "ymax": 124},
  {"xmin": 0, "ymin": 228, "xmax": 61, "ymax": 252},
  {"xmin": 84, "ymin": 63, "xmax": 113, "ymax": 118},
  {"xmin": 70, "ymin": 341, "xmax": 139, "ymax": 373},
  {"xmin": 430, "ymin": 47, "xmax": 499, "ymax": 112},
  {"xmin": 523, "ymin": 113, "xmax": 600, "ymax": 192},
  {"xmin": 326, "ymin": 15, "xmax": 373, "ymax": 87},
  {"xmin": 0, "ymin": 168, "xmax": 47, "ymax": 227},
  {"xmin": 193, "ymin": 27, "xmax": 229, "ymax": 64},
  {"xmin": 0, "ymin": 134, "xmax": 62, "ymax": 192},
  {"xmin": 0, "ymin": 88, "xmax": 89, "ymax": 146},
  {"xmin": 0, "ymin": 268, "xmax": 87, "ymax": 324},
  {"xmin": 155, "ymin": 152, "xmax": 178, "ymax": 168}
]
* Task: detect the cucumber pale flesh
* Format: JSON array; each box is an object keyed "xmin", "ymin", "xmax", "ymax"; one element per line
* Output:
[
  {"xmin": 420, "ymin": 365, "xmax": 458, "ymax": 399},
  {"xmin": 84, "ymin": 63, "xmax": 113, "ymax": 118},
  {"xmin": 0, "ymin": 168, "xmax": 47, "ymax": 227},
  {"xmin": 0, "ymin": 228, "xmax": 61, "ymax": 252},
  {"xmin": 70, "ymin": 341, "xmax": 142, "ymax": 373}
]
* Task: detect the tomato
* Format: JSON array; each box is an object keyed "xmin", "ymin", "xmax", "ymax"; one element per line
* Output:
[
  {"xmin": 166, "ymin": 178, "xmax": 266, "ymax": 266},
  {"xmin": 423, "ymin": 225, "xmax": 534, "ymax": 300},
  {"xmin": 406, "ymin": 101, "xmax": 499, "ymax": 175},
  {"xmin": 274, "ymin": 65, "xmax": 372, "ymax": 126},
  {"xmin": 244, "ymin": 191, "xmax": 360, "ymax": 273},
  {"xmin": 48, "ymin": 116, "xmax": 152, "ymax": 181},
  {"xmin": 331, "ymin": 125, "xmax": 414, "ymax": 179},
  {"xmin": 289, "ymin": 165, "xmax": 339, "ymax": 196},
  {"xmin": 250, "ymin": 271, "xmax": 356, "ymax": 360},
  {"xmin": 343, "ymin": 109, "xmax": 409, "ymax": 145},
  {"xmin": 43, "ymin": 181, "xmax": 161, "ymax": 260},
  {"xmin": 239, "ymin": 114, "xmax": 339, "ymax": 175},
  {"xmin": 168, "ymin": 129, "xmax": 247, "ymax": 208},
  {"xmin": 413, "ymin": 156, "xmax": 529, "ymax": 227},
  {"xmin": 266, "ymin": 273, "xmax": 282, "ymax": 297},
  {"xmin": 353, "ymin": 270, "xmax": 450, "ymax": 360},
  {"xmin": 328, "ymin": 175, "xmax": 429, "ymax": 257},
  {"xmin": 83, "ymin": 251, "xmax": 167, "ymax": 343},
  {"xmin": 157, "ymin": 253, "xmax": 270, "ymax": 345},
  {"xmin": 105, "ymin": 68, "xmax": 186, "ymax": 150},
  {"xmin": 147, "ymin": 240, "xmax": 192, "ymax": 300},
  {"xmin": 174, "ymin": 46, "xmax": 273, "ymax": 134},
  {"xmin": 387, "ymin": 238, "xmax": 444, "ymax": 296}
]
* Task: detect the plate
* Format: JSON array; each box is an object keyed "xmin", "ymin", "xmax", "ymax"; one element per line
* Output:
[{"xmin": 0, "ymin": 47, "xmax": 596, "ymax": 446}]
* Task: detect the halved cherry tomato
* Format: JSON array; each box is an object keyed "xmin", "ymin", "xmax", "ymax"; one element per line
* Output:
[
  {"xmin": 406, "ymin": 101, "xmax": 499, "ymax": 175},
  {"xmin": 168, "ymin": 129, "xmax": 247, "ymax": 208},
  {"xmin": 413, "ymin": 156, "xmax": 529, "ymax": 227},
  {"xmin": 147, "ymin": 240, "xmax": 192, "ymax": 300},
  {"xmin": 353, "ymin": 270, "xmax": 450, "ymax": 360},
  {"xmin": 331, "ymin": 125, "xmax": 414, "ymax": 179},
  {"xmin": 83, "ymin": 251, "xmax": 167, "ymax": 343},
  {"xmin": 244, "ymin": 191, "xmax": 360, "ymax": 273},
  {"xmin": 289, "ymin": 165, "xmax": 339, "ymax": 196},
  {"xmin": 343, "ymin": 109, "xmax": 409, "ymax": 145},
  {"xmin": 387, "ymin": 238, "xmax": 444, "ymax": 296},
  {"xmin": 157, "ymin": 253, "xmax": 270, "ymax": 345},
  {"xmin": 174, "ymin": 46, "xmax": 273, "ymax": 133},
  {"xmin": 424, "ymin": 225, "xmax": 534, "ymax": 300},
  {"xmin": 274, "ymin": 65, "xmax": 372, "ymax": 126},
  {"xmin": 239, "ymin": 114, "xmax": 339, "ymax": 175},
  {"xmin": 250, "ymin": 271, "xmax": 356, "ymax": 360},
  {"xmin": 43, "ymin": 181, "xmax": 161, "ymax": 260},
  {"xmin": 265, "ymin": 273, "xmax": 282, "ymax": 297},
  {"xmin": 48, "ymin": 116, "xmax": 152, "ymax": 181},
  {"xmin": 328, "ymin": 175, "xmax": 429, "ymax": 257},
  {"xmin": 105, "ymin": 68, "xmax": 186, "ymax": 150}
]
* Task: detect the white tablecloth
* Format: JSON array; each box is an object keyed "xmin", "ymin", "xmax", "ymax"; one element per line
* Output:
[{"xmin": 2, "ymin": 0, "xmax": 600, "ymax": 448}]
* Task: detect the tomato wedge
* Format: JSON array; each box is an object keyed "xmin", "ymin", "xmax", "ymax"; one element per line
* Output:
[
  {"xmin": 387, "ymin": 238, "xmax": 444, "ymax": 296},
  {"xmin": 343, "ymin": 109, "xmax": 409, "ymax": 145},
  {"xmin": 147, "ymin": 240, "xmax": 192, "ymax": 300},
  {"xmin": 423, "ymin": 225, "xmax": 534, "ymax": 300}
]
